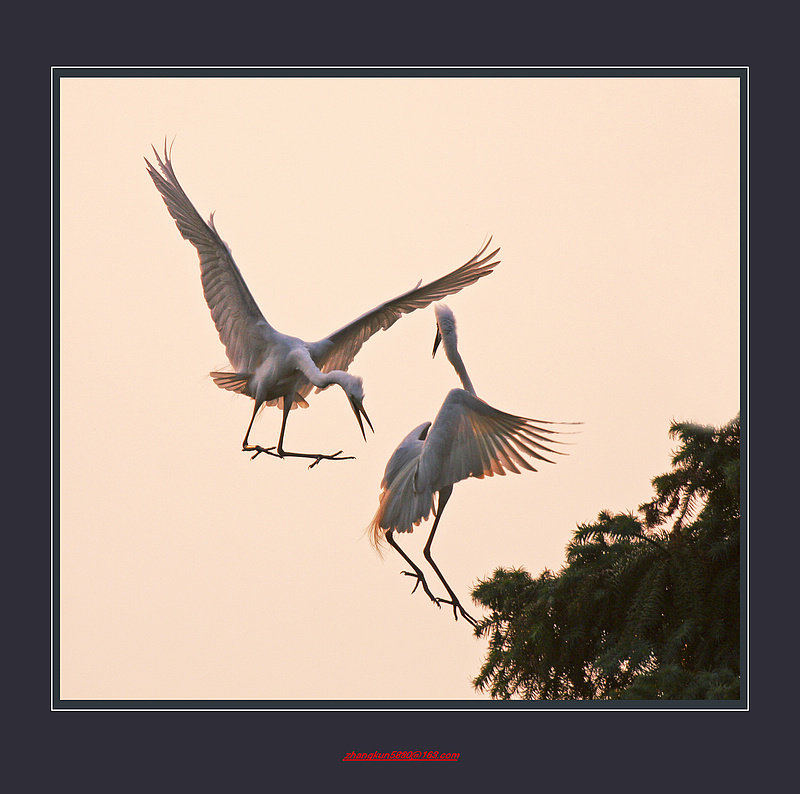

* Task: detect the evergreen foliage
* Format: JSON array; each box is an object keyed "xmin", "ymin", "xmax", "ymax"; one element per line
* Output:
[{"xmin": 471, "ymin": 414, "xmax": 741, "ymax": 700}]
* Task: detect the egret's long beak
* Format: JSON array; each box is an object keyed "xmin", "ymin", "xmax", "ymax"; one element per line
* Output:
[
  {"xmin": 432, "ymin": 326, "xmax": 442, "ymax": 358},
  {"xmin": 350, "ymin": 398, "xmax": 374, "ymax": 441}
]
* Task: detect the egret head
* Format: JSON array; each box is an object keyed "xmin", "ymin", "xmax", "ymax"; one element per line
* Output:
[
  {"xmin": 432, "ymin": 304, "xmax": 457, "ymax": 358},
  {"xmin": 431, "ymin": 303, "xmax": 476, "ymax": 395},
  {"xmin": 343, "ymin": 374, "xmax": 374, "ymax": 441}
]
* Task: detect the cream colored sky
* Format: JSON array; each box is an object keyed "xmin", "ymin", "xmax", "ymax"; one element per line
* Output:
[{"xmin": 58, "ymin": 74, "xmax": 740, "ymax": 702}]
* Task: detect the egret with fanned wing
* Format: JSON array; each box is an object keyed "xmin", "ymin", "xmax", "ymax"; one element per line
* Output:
[
  {"xmin": 368, "ymin": 304, "xmax": 578, "ymax": 624},
  {"xmin": 145, "ymin": 143, "xmax": 500, "ymax": 467}
]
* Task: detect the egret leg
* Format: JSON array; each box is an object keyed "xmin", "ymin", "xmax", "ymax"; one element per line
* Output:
[
  {"xmin": 242, "ymin": 401, "xmax": 278, "ymax": 458},
  {"xmin": 422, "ymin": 487, "xmax": 479, "ymax": 627},
  {"xmin": 244, "ymin": 396, "xmax": 355, "ymax": 468},
  {"xmin": 386, "ymin": 530, "xmax": 441, "ymax": 608}
]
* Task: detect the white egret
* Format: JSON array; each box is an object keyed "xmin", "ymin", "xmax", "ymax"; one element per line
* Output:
[
  {"xmin": 368, "ymin": 304, "xmax": 578, "ymax": 625},
  {"xmin": 145, "ymin": 143, "xmax": 500, "ymax": 467}
]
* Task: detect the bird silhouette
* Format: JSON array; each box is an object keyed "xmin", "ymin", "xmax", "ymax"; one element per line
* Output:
[
  {"xmin": 145, "ymin": 142, "xmax": 500, "ymax": 467},
  {"xmin": 368, "ymin": 304, "xmax": 578, "ymax": 624}
]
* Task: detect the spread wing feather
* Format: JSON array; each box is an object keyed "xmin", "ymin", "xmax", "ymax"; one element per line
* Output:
[
  {"xmin": 419, "ymin": 389, "xmax": 566, "ymax": 493},
  {"xmin": 147, "ymin": 144, "xmax": 498, "ymax": 388},
  {"xmin": 145, "ymin": 143, "xmax": 269, "ymax": 375},
  {"xmin": 310, "ymin": 239, "xmax": 500, "ymax": 381}
]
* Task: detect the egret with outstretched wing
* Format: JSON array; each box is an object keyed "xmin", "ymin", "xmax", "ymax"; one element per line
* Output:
[
  {"xmin": 369, "ymin": 305, "xmax": 579, "ymax": 624},
  {"xmin": 145, "ymin": 142, "xmax": 500, "ymax": 467}
]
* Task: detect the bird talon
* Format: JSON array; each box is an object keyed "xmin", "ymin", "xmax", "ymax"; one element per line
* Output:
[
  {"xmin": 307, "ymin": 451, "xmax": 355, "ymax": 468},
  {"xmin": 461, "ymin": 611, "xmax": 479, "ymax": 627},
  {"xmin": 248, "ymin": 445, "xmax": 278, "ymax": 461},
  {"xmin": 434, "ymin": 597, "xmax": 478, "ymax": 626},
  {"xmin": 400, "ymin": 571, "xmax": 421, "ymax": 594},
  {"xmin": 400, "ymin": 571, "xmax": 439, "ymax": 604}
]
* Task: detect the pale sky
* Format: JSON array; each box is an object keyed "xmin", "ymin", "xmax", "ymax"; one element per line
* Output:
[{"xmin": 57, "ymin": 72, "xmax": 741, "ymax": 702}]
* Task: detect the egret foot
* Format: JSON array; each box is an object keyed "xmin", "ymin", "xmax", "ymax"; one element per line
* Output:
[
  {"xmin": 436, "ymin": 597, "xmax": 478, "ymax": 627},
  {"xmin": 400, "ymin": 571, "xmax": 440, "ymax": 606},
  {"xmin": 306, "ymin": 450, "xmax": 355, "ymax": 469},
  {"xmin": 245, "ymin": 445, "xmax": 278, "ymax": 460},
  {"xmin": 244, "ymin": 445, "xmax": 355, "ymax": 467}
]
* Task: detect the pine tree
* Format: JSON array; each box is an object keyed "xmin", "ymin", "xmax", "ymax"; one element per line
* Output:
[{"xmin": 471, "ymin": 414, "xmax": 741, "ymax": 700}]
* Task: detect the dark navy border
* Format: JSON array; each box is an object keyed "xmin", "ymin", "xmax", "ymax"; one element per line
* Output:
[{"xmin": 51, "ymin": 65, "xmax": 748, "ymax": 712}]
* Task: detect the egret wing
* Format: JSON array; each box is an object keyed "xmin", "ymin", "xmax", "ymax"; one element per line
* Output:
[
  {"xmin": 369, "ymin": 392, "xmax": 571, "ymax": 543},
  {"xmin": 146, "ymin": 143, "xmax": 269, "ymax": 374},
  {"xmin": 309, "ymin": 239, "xmax": 500, "ymax": 378},
  {"xmin": 418, "ymin": 389, "xmax": 568, "ymax": 493}
]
